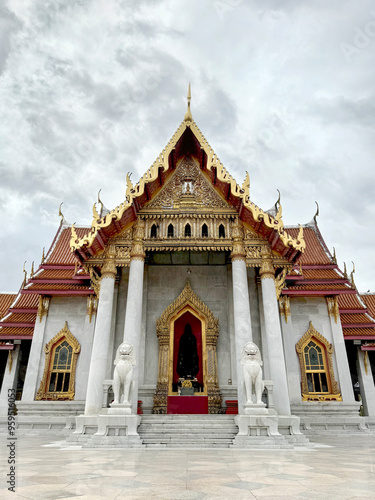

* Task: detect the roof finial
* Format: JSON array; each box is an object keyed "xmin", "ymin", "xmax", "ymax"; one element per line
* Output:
[
  {"xmin": 22, "ymin": 261, "xmax": 28, "ymax": 288},
  {"xmin": 184, "ymin": 82, "xmax": 193, "ymax": 123},
  {"xmin": 58, "ymin": 202, "xmax": 64, "ymax": 222},
  {"xmin": 275, "ymin": 189, "xmax": 281, "ymax": 212},
  {"xmin": 332, "ymin": 247, "xmax": 337, "ymax": 264},
  {"xmin": 313, "ymin": 201, "xmax": 319, "ymax": 223},
  {"xmin": 351, "ymin": 261, "xmax": 356, "ymax": 287}
]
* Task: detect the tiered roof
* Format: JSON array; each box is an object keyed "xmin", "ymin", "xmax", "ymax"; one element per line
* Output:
[
  {"xmin": 282, "ymin": 224, "xmax": 354, "ymax": 296},
  {"xmin": 0, "ymin": 223, "xmax": 92, "ymax": 340}
]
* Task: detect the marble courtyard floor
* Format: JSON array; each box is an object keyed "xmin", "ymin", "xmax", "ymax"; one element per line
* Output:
[{"xmin": 1, "ymin": 433, "xmax": 375, "ymax": 500}]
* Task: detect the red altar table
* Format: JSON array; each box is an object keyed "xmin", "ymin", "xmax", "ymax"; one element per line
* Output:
[{"xmin": 167, "ymin": 396, "xmax": 208, "ymax": 414}]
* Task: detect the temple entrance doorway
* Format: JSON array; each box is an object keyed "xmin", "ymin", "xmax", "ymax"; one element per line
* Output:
[
  {"xmin": 153, "ymin": 281, "xmax": 222, "ymax": 414},
  {"xmin": 172, "ymin": 311, "xmax": 204, "ymax": 394}
]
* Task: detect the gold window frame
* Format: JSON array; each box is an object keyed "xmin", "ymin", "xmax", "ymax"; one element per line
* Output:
[
  {"xmin": 296, "ymin": 322, "xmax": 341, "ymax": 401},
  {"xmin": 36, "ymin": 322, "xmax": 81, "ymax": 401}
]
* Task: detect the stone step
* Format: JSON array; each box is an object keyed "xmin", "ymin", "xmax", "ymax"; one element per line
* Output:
[{"xmin": 138, "ymin": 415, "xmax": 239, "ymax": 448}]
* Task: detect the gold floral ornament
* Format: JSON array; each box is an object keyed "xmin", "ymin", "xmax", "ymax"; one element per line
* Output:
[
  {"xmin": 36, "ymin": 322, "xmax": 81, "ymax": 401},
  {"xmin": 181, "ymin": 380, "xmax": 193, "ymax": 388}
]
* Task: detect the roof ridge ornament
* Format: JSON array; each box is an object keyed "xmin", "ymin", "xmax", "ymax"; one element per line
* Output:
[
  {"xmin": 313, "ymin": 201, "xmax": 319, "ymax": 223},
  {"xmin": 184, "ymin": 83, "xmax": 193, "ymax": 123},
  {"xmin": 58, "ymin": 202, "xmax": 64, "ymax": 223}
]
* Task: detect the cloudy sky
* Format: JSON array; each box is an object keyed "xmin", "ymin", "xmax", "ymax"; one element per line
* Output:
[{"xmin": 0, "ymin": 0, "xmax": 374, "ymax": 293}]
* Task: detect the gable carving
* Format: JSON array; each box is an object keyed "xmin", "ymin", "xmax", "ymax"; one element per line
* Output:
[{"xmin": 147, "ymin": 156, "xmax": 230, "ymax": 210}]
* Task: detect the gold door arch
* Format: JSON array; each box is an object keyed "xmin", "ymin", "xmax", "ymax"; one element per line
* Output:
[{"xmin": 153, "ymin": 280, "xmax": 222, "ymax": 414}]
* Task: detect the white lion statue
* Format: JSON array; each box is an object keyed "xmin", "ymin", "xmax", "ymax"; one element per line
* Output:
[
  {"xmin": 112, "ymin": 342, "xmax": 136, "ymax": 405},
  {"xmin": 241, "ymin": 342, "xmax": 264, "ymax": 404}
]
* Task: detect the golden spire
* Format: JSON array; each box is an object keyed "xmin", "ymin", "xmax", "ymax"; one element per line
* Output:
[
  {"xmin": 30, "ymin": 261, "xmax": 34, "ymax": 277},
  {"xmin": 332, "ymin": 247, "xmax": 337, "ymax": 264},
  {"xmin": 41, "ymin": 247, "xmax": 45, "ymax": 265},
  {"xmin": 184, "ymin": 83, "xmax": 193, "ymax": 123},
  {"xmin": 343, "ymin": 262, "xmax": 348, "ymax": 279}
]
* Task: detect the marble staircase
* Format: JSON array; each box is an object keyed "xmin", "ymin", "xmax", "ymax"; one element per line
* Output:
[{"xmin": 138, "ymin": 414, "xmax": 239, "ymax": 448}]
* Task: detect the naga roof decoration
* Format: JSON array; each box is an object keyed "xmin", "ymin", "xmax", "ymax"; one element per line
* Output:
[{"xmin": 70, "ymin": 87, "xmax": 305, "ymax": 258}]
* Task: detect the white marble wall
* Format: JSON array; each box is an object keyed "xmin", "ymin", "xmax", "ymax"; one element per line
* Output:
[
  {"xmin": 357, "ymin": 349, "xmax": 375, "ymax": 416},
  {"xmin": 288, "ymin": 297, "xmax": 341, "ymax": 395},
  {"xmin": 142, "ymin": 265, "xmax": 232, "ymax": 388}
]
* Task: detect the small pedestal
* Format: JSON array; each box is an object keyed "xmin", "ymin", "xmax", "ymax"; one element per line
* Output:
[
  {"xmin": 108, "ymin": 402, "xmax": 131, "ymax": 415},
  {"xmin": 243, "ymin": 402, "xmax": 268, "ymax": 415},
  {"xmin": 67, "ymin": 408, "xmax": 143, "ymax": 448}
]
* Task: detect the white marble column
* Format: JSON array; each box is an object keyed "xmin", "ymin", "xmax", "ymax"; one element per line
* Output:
[
  {"xmin": 357, "ymin": 349, "xmax": 375, "ymax": 416},
  {"xmin": 260, "ymin": 248, "xmax": 291, "ymax": 415},
  {"xmin": 122, "ymin": 220, "xmax": 146, "ymax": 414},
  {"xmin": 231, "ymin": 219, "xmax": 253, "ymax": 414},
  {"xmin": 327, "ymin": 298, "xmax": 355, "ymax": 402},
  {"xmin": 85, "ymin": 255, "xmax": 116, "ymax": 415},
  {"xmin": 279, "ymin": 296, "xmax": 302, "ymax": 404},
  {"xmin": 75, "ymin": 298, "xmax": 97, "ymax": 400},
  {"xmin": 0, "ymin": 345, "xmax": 21, "ymax": 416},
  {"xmin": 22, "ymin": 297, "xmax": 50, "ymax": 401},
  {"xmin": 257, "ymin": 279, "xmax": 270, "ymax": 379}
]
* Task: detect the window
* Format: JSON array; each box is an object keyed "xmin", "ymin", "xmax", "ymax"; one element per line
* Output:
[
  {"xmin": 150, "ymin": 224, "xmax": 157, "ymax": 238},
  {"xmin": 185, "ymin": 223, "xmax": 191, "ymax": 237},
  {"xmin": 168, "ymin": 224, "xmax": 174, "ymax": 238},
  {"xmin": 218, "ymin": 224, "xmax": 225, "ymax": 238},
  {"xmin": 304, "ymin": 340, "xmax": 328, "ymax": 393},
  {"xmin": 295, "ymin": 322, "xmax": 341, "ymax": 401},
  {"xmin": 202, "ymin": 224, "xmax": 208, "ymax": 238},
  {"xmin": 48, "ymin": 340, "xmax": 73, "ymax": 393},
  {"xmin": 36, "ymin": 322, "xmax": 80, "ymax": 401}
]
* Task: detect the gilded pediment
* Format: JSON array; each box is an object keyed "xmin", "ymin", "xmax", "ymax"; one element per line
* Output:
[{"xmin": 146, "ymin": 155, "xmax": 233, "ymax": 212}]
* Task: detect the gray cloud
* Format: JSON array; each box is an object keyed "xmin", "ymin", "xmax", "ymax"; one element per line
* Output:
[{"xmin": 1, "ymin": 0, "xmax": 375, "ymax": 292}]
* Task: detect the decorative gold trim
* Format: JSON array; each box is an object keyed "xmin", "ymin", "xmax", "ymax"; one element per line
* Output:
[
  {"xmin": 37, "ymin": 296, "xmax": 50, "ymax": 323},
  {"xmin": 153, "ymin": 280, "xmax": 222, "ymax": 414},
  {"xmin": 130, "ymin": 220, "xmax": 146, "ymax": 261},
  {"xmin": 89, "ymin": 268, "xmax": 101, "ymax": 296},
  {"xmin": 70, "ymin": 114, "xmax": 306, "ymax": 254},
  {"xmin": 326, "ymin": 297, "xmax": 339, "ymax": 324},
  {"xmin": 230, "ymin": 218, "xmax": 246, "ymax": 262},
  {"xmin": 279, "ymin": 296, "xmax": 291, "ymax": 323},
  {"xmin": 364, "ymin": 350, "xmax": 369, "ymax": 376},
  {"xmin": 36, "ymin": 322, "xmax": 81, "ymax": 401},
  {"xmin": 259, "ymin": 245, "xmax": 275, "ymax": 279},
  {"xmin": 8, "ymin": 350, "xmax": 13, "ymax": 374},
  {"xmin": 86, "ymin": 295, "xmax": 98, "ymax": 322},
  {"xmin": 295, "ymin": 322, "xmax": 341, "ymax": 402},
  {"xmin": 275, "ymin": 267, "xmax": 288, "ymax": 299}
]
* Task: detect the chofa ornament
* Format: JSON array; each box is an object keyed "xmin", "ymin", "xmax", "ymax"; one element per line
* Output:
[
  {"xmin": 112, "ymin": 342, "xmax": 136, "ymax": 405},
  {"xmin": 241, "ymin": 342, "xmax": 264, "ymax": 404}
]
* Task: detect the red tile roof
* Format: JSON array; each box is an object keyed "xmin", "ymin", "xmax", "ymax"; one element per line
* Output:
[
  {"xmin": 361, "ymin": 294, "xmax": 375, "ymax": 320},
  {"xmin": 0, "ymin": 294, "xmax": 17, "ymax": 319},
  {"xmin": 46, "ymin": 226, "xmax": 89, "ymax": 265},
  {"xmin": 286, "ymin": 226, "xmax": 332, "ymax": 265}
]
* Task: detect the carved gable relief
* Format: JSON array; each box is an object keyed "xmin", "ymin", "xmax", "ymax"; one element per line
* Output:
[{"xmin": 147, "ymin": 155, "xmax": 230, "ymax": 210}]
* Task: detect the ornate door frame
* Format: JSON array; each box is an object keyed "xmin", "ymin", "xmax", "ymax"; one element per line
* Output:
[{"xmin": 153, "ymin": 280, "xmax": 222, "ymax": 414}]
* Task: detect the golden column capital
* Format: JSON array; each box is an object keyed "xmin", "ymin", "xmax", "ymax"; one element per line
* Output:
[
  {"xmin": 101, "ymin": 245, "xmax": 117, "ymax": 279},
  {"xmin": 131, "ymin": 219, "xmax": 146, "ymax": 261},
  {"xmin": 259, "ymin": 245, "xmax": 275, "ymax": 279},
  {"xmin": 230, "ymin": 218, "xmax": 246, "ymax": 262}
]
